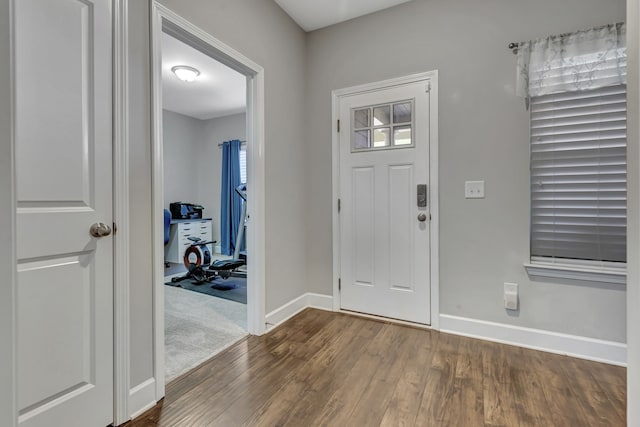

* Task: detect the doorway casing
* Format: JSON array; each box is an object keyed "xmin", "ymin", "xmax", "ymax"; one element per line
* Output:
[
  {"xmin": 149, "ymin": 1, "xmax": 267, "ymax": 402},
  {"xmin": 331, "ymin": 71, "xmax": 440, "ymax": 329}
]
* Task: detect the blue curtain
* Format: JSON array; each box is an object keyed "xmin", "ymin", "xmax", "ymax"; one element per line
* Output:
[{"xmin": 220, "ymin": 140, "xmax": 242, "ymax": 256}]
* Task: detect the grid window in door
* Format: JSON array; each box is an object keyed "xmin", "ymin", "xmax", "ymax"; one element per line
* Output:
[{"xmin": 351, "ymin": 100, "xmax": 413, "ymax": 151}]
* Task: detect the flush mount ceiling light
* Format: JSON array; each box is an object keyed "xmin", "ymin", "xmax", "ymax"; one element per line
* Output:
[{"xmin": 171, "ymin": 65, "xmax": 200, "ymax": 82}]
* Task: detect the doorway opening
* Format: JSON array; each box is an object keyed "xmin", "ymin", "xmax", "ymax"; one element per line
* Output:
[
  {"xmin": 150, "ymin": 3, "xmax": 266, "ymax": 398},
  {"xmin": 160, "ymin": 30, "xmax": 249, "ymax": 382}
]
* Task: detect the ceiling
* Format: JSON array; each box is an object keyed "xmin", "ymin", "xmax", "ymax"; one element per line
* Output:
[
  {"xmin": 275, "ymin": 0, "xmax": 413, "ymax": 32},
  {"xmin": 162, "ymin": 33, "xmax": 246, "ymax": 121},
  {"xmin": 161, "ymin": 1, "xmax": 414, "ymax": 119}
]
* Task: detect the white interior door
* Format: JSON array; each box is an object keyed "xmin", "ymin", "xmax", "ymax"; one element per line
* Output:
[
  {"xmin": 339, "ymin": 81, "xmax": 431, "ymax": 324},
  {"xmin": 15, "ymin": 0, "xmax": 113, "ymax": 426}
]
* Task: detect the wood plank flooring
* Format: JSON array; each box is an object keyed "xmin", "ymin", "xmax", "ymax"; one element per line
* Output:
[{"xmin": 127, "ymin": 309, "xmax": 626, "ymax": 427}]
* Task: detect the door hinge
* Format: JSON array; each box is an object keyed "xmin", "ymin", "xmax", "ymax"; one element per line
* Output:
[
  {"xmin": 338, "ymin": 198, "xmax": 341, "ymax": 212},
  {"xmin": 338, "ymin": 278, "xmax": 341, "ymax": 291},
  {"xmin": 426, "ymin": 82, "xmax": 431, "ymax": 93},
  {"xmin": 337, "ymin": 119, "xmax": 340, "ymax": 133}
]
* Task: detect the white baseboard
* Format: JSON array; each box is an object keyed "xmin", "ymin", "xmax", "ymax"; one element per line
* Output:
[
  {"xmin": 265, "ymin": 297, "xmax": 625, "ymax": 365},
  {"xmin": 440, "ymin": 314, "xmax": 626, "ymax": 366},
  {"xmin": 307, "ymin": 292, "xmax": 334, "ymax": 311},
  {"xmin": 265, "ymin": 292, "xmax": 333, "ymax": 331},
  {"xmin": 129, "ymin": 378, "xmax": 157, "ymax": 420}
]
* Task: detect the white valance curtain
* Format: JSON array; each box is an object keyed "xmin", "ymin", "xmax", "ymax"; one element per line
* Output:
[{"xmin": 516, "ymin": 23, "xmax": 626, "ymax": 98}]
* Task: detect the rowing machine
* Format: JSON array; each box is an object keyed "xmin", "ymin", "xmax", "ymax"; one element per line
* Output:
[{"xmin": 171, "ymin": 237, "xmax": 245, "ymax": 284}]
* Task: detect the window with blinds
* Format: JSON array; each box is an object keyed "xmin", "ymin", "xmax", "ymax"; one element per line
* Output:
[
  {"xmin": 530, "ymin": 84, "xmax": 627, "ymax": 264},
  {"xmin": 239, "ymin": 144, "xmax": 247, "ymax": 184}
]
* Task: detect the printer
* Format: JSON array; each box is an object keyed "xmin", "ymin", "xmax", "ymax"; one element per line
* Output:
[{"xmin": 170, "ymin": 202, "xmax": 204, "ymax": 220}]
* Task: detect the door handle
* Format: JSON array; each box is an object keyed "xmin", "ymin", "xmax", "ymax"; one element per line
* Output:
[
  {"xmin": 417, "ymin": 213, "xmax": 427, "ymax": 222},
  {"xmin": 90, "ymin": 222, "xmax": 112, "ymax": 238}
]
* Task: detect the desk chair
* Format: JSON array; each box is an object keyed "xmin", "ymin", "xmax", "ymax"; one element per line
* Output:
[{"xmin": 164, "ymin": 209, "xmax": 171, "ymax": 267}]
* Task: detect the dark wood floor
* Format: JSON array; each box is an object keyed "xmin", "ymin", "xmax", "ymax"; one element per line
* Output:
[{"xmin": 127, "ymin": 309, "xmax": 626, "ymax": 427}]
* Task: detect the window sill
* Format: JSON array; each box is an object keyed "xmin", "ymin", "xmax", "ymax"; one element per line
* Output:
[{"xmin": 524, "ymin": 262, "xmax": 626, "ymax": 285}]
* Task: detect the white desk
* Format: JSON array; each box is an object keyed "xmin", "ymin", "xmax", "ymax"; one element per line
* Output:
[{"xmin": 165, "ymin": 218, "xmax": 213, "ymax": 264}]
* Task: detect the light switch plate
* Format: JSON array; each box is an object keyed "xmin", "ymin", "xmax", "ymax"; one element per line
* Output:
[
  {"xmin": 465, "ymin": 180, "xmax": 485, "ymax": 198},
  {"xmin": 504, "ymin": 282, "xmax": 518, "ymax": 310}
]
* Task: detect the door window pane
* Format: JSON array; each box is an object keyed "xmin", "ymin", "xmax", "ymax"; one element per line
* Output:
[
  {"xmin": 373, "ymin": 106, "xmax": 390, "ymax": 126},
  {"xmin": 354, "ymin": 130, "xmax": 370, "ymax": 149},
  {"xmin": 393, "ymin": 102, "xmax": 412, "ymax": 124},
  {"xmin": 393, "ymin": 126, "xmax": 412, "ymax": 146},
  {"xmin": 373, "ymin": 128, "xmax": 390, "ymax": 147},
  {"xmin": 354, "ymin": 108, "xmax": 370, "ymax": 129}
]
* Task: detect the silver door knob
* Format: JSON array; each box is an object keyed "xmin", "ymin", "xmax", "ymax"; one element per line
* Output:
[
  {"xmin": 417, "ymin": 213, "xmax": 427, "ymax": 222},
  {"xmin": 90, "ymin": 222, "xmax": 112, "ymax": 238}
]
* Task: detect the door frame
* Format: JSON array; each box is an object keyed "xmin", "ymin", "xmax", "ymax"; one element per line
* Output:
[
  {"xmin": 0, "ymin": 0, "xmax": 16, "ymax": 426},
  {"xmin": 331, "ymin": 71, "xmax": 440, "ymax": 329},
  {"xmin": 113, "ymin": 0, "xmax": 130, "ymax": 424},
  {"xmin": 149, "ymin": 1, "xmax": 267, "ymax": 401}
]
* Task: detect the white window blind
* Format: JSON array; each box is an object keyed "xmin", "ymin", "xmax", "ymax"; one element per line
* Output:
[
  {"xmin": 239, "ymin": 144, "xmax": 247, "ymax": 184},
  {"xmin": 530, "ymin": 84, "xmax": 627, "ymax": 263}
]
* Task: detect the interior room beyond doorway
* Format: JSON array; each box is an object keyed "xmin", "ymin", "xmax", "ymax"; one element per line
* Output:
[{"xmin": 160, "ymin": 30, "xmax": 249, "ymax": 381}]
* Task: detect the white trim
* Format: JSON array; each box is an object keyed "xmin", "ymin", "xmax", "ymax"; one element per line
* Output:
[
  {"xmin": 626, "ymin": 0, "xmax": 640, "ymax": 425},
  {"xmin": 331, "ymin": 71, "xmax": 440, "ymax": 329},
  {"xmin": 265, "ymin": 293, "xmax": 334, "ymax": 332},
  {"xmin": 525, "ymin": 262, "xmax": 626, "ymax": 285},
  {"xmin": 0, "ymin": 0, "xmax": 16, "ymax": 425},
  {"xmin": 150, "ymin": 1, "xmax": 267, "ymax": 404},
  {"xmin": 428, "ymin": 73, "xmax": 440, "ymax": 330},
  {"xmin": 246, "ymin": 66, "xmax": 266, "ymax": 336},
  {"xmin": 307, "ymin": 293, "xmax": 334, "ymax": 311},
  {"xmin": 265, "ymin": 294, "xmax": 306, "ymax": 331},
  {"xmin": 530, "ymin": 256, "xmax": 627, "ymax": 271},
  {"xmin": 112, "ymin": 0, "xmax": 130, "ymax": 424},
  {"xmin": 332, "ymin": 71, "xmax": 439, "ymax": 97},
  {"xmin": 150, "ymin": 2, "xmax": 166, "ymax": 403},
  {"xmin": 331, "ymin": 92, "xmax": 340, "ymax": 313},
  {"xmin": 128, "ymin": 378, "xmax": 157, "ymax": 420},
  {"xmin": 338, "ymin": 310, "xmax": 433, "ymax": 329},
  {"xmin": 440, "ymin": 314, "xmax": 627, "ymax": 366}
]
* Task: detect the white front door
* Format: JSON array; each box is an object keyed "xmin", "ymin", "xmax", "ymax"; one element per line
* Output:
[
  {"xmin": 339, "ymin": 80, "xmax": 431, "ymax": 324},
  {"xmin": 15, "ymin": 0, "xmax": 114, "ymax": 426}
]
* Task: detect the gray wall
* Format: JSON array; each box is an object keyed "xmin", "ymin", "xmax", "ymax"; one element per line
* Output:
[
  {"xmin": 128, "ymin": 0, "xmax": 154, "ymax": 388},
  {"xmin": 200, "ymin": 113, "xmax": 247, "ymax": 244},
  {"xmin": 126, "ymin": 0, "xmax": 308, "ymax": 390},
  {"xmin": 163, "ymin": 110, "xmax": 203, "ymax": 211},
  {"xmin": 0, "ymin": 0, "xmax": 633, "ymax": 423},
  {"xmin": 158, "ymin": 0, "xmax": 309, "ymax": 313},
  {"xmin": 305, "ymin": 0, "xmax": 627, "ymax": 342},
  {"xmin": 162, "ymin": 110, "xmax": 246, "ymax": 244}
]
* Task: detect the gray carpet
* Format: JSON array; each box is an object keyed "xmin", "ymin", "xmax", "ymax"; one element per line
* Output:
[
  {"xmin": 164, "ymin": 262, "xmax": 187, "ymax": 276},
  {"xmin": 165, "ymin": 286, "xmax": 247, "ymax": 382}
]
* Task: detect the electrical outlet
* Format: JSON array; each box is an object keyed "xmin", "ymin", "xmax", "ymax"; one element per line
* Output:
[
  {"xmin": 465, "ymin": 180, "xmax": 485, "ymax": 198},
  {"xmin": 504, "ymin": 282, "xmax": 518, "ymax": 310}
]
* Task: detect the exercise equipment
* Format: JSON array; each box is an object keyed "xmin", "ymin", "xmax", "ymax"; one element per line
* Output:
[
  {"xmin": 234, "ymin": 184, "xmax": 247, "ymax": 261},
  {"xmin": 171, "ymin": 236, "xmax": 245, "ymax": 284},
  {"xmin": 172, "ymin": 185, "xmax": 248, "ymax": 284}
]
